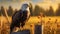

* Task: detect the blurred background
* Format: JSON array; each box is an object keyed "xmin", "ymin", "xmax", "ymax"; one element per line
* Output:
[{"xmin": 0, "ymin": 0, "xmax": 60, "ymax": 34}]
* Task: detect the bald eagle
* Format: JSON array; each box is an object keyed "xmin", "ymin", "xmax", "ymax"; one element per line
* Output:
[{"xmin": 10, "ymin": 3, "xmax": 31, "ymax": 34}]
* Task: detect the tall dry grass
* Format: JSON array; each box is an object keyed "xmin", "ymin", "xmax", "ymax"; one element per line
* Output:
[{"xmin": 0, "ymin": 16, "xmax": 60, "ymax": 34}]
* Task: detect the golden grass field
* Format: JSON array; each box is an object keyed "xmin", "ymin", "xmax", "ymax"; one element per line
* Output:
[{"xmin": 0, "ymin": 16, "xmax": 60, "ymax": 34}]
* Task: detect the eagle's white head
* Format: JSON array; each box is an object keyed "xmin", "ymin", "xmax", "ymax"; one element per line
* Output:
[
  {"xmin": 21, "ymin": 3, "xmax": 30, "ymax": 11},
  {"xmin": 21, "ymin": 3, "xmax": 31, "ymax": 18}
]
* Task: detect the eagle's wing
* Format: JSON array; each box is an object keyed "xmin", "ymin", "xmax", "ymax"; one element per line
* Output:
[
  {"xmin": 12, "ymin": 11, "xmax": 18, "ymax": 19},
  {"xmin": 10, "ymin": 10, "xmax": 23, "ymax": 33},
  {"xmin": 12, "ymin": 10, "xmax": 23, "ymax": 23}
]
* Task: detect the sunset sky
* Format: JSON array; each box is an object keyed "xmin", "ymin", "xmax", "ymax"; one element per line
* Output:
[{"xmin": 0, "ymin": 0, "xmax": 60, "ymax": 10}]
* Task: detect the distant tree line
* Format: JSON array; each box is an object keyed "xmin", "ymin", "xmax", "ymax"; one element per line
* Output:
[
  {"xmin": 0, "ymin": 3, "xmax": 60, "ymax": 17},
  {"xmin": 0, "ymin": 6, "xmax": 14, "ymax": 17},
  {"xmin": 33, "ymin": 4, "xmax": 60, "ymax": 16}
]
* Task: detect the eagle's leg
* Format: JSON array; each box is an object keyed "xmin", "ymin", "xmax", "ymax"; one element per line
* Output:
[
  {"xmin": 14, "ymin": 22, "xmax": 21, "ymax": 32},
  {"xmin": 20, "ymin": 22, "xmax": 25, "ymax": 31},
  {"xmin": 18, "ymin": 23, "xmax": 22, "ymax": 31}
]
